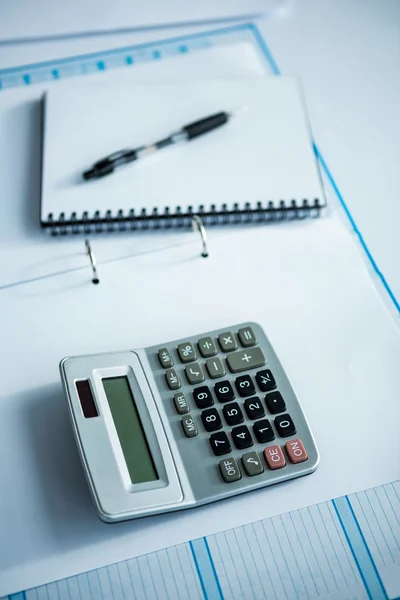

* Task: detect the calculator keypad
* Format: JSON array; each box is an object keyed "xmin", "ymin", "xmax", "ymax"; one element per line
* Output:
[{"xmin": 155, "ymin": 323, "xmax": 315, "ymax": 490}]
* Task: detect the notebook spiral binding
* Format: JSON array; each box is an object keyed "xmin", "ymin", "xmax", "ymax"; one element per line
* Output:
[{"xmin": 44, "ymin": 198, "xmax": 321, "ymax": 236}]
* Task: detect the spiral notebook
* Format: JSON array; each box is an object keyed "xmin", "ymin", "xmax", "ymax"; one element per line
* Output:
[{"xmin": 40, "ymin": 77, "xmax": 326, "ymax": 233}]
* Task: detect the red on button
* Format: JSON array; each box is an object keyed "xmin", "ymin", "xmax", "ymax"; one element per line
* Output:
[
  {"xmin": 264, "ymin": 445, "xmax": 285, "ymax": 470},
  {"xmin": 285, "ymin": 439, "xmax": 308, "ymax": 464}
]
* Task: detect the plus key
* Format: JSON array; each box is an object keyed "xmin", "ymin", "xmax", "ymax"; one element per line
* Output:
[{"xmin": 226, "ymin": 347, "xmax": 266, "ymax": 373}]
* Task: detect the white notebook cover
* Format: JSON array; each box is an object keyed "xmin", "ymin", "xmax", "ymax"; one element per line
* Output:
[{"xmin": 40, "ymin": 78, "xmax": 325, "ymax": 225}]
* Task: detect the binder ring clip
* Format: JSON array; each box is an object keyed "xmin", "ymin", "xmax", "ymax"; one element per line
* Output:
[
  {"xmin": 85, "ymin": 240, "xmax": 100, "ymax": 284},
  {"xmin": 192, "ymin": 215, "xmax": 209, "ymax": 258}
]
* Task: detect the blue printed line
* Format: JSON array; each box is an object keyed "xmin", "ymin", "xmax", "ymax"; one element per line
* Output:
[
  {"xmin": 8, "ymin": 593, "xmax": 26, "ymax": 600},
  {"xmin": 189, "ymin": 538, "xmax": 224, "ymax": 600},
  {"xmin": 332, "ymin": 497, "xmax": 388, "ymax": 600},
  {"xmin": 0, "ymin": 23, "xmax": 251, "ymax": 76},
  {"xmin": 248, "ymin": 26, "xmax": 400, "ymax": 315}
]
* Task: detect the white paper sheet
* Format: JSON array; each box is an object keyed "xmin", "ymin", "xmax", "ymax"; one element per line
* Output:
[{"xmin": 1, "ymin": 217, "xmax": 400, "ymax": 595}]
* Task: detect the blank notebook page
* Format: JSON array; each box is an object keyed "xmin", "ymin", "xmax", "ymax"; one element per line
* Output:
[{"xmin": 41, "ymin": 78, "xmax": 325, "ymax": 223}]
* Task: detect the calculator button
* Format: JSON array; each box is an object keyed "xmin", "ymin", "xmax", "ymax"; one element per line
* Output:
[
  {"xmin": 256, "ymin": 369, "xmax": 276, "ymax": 392},
  {"xmin": 173, "ymin": 392, "xmax": 189, "ymax": 414},
  {"xmin": 165, "ymin": 369, "xmax": 181, "ymax": 390},
  {"xmin": 210, "ymin": 432, "xmax": 231, "ymax": 456},
  {"xmin": 193, "ymin": 386, "xmax": 214, "ymax": 409},
  {"xmin": 181, "ymin": 415, "xmax": 198, "ymax": 438},
  {"xmin": 285, "ymin": 439, "xmax": 308, "ymax": 464},
  {"xmin": 198, "ymin": 337, "xmax": 217, "ymax": 358},
  {"xmin": 206, "ymin": 357, "xmax": 226, "ymax": 379},
  {"xmin": 214, "ymin": 380, "xmax": 235, "ymax": 403},
  {"xmin": 177, "ymin": 342, "xmax": 197, "ymax": 364},
  {"xmin": 226, "ymin": 347, "xmax": 266, "ymax": 373},
  {"xmin": 274, "ymin": 414, "xmax": 296, "ymax": 438},
  {"xmin": 242, "ymin": 451, "xmax": 264, "ymax": 476},
  {"xmin": 185, "ymin": 362, "xmax": 205, "ymax": 385},
  {"xmin": 253, "ymin": 419, "xmax": 275, "ymax": 443},
  {"xmin": 238, "ymin": 327, "xmax": 257, "ymax": 348},
  {"xmin": 231, "ymin": 425, "xmax": 253, "ymax": 450},
  {"xmin": 218, "ymin": 332, "xmax": 238, "ymax": 352},
  {"xmin": 158, "ymin": 348, "xmax": 174, "ymax": 369},
  {"xmin": 201, "ymin": 408, "xmax": 222, "ymax": 432},
  {"xmin": 244, "ymin": 397, "xmax": 265, "ymax": 420},
  {"xmin": 265, "ymin": 391, "xmax": 286, "ymax": 414},
  {"xmin": 222, "ymin": 402, "xmax": 244, "ymax": 426},
  {"xmin": 235, "ymin": 375, "xmax": 256, "ymax": 397},
  {"xmin": 264, "ymin": 445, "xmax": 286, "ymax": 470},
  {"xmin": 219, "ymin": 457, "xmax": 242, "ymax": 482}
]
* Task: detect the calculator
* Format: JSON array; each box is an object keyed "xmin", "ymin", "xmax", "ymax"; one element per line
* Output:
[{"xmin": 60, "ymin": 323, "xmax": 319, "ymax": 522}]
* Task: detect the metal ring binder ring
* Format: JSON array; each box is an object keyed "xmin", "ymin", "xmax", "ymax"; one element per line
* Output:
[
  {"xmin": 192, "ymin": 215, "xmax": 209, "ymax": 258},
  {"xmin": 85, "ymin": 240, "xmax": 100, "ymax": 284}
]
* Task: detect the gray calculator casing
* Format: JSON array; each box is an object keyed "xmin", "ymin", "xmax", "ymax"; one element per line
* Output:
[{"xmin": 60, "ymin": 323, "xmax": 319, "ymax": 523}]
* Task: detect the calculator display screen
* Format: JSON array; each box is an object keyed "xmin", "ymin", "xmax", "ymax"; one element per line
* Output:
[{"xmin": 102, "ymin": 376, "xmax": 158, "ymax": 484}]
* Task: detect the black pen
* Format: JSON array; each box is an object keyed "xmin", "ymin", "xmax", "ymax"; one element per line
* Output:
[{"xmin": 83, "ymin": 107, "xmax": 247, "ymax": 180}]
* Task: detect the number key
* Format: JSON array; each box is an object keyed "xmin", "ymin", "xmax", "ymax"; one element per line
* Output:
[
  {"xmin": 244, "ymin": 397, "xmax": 265, "ymax": 420},
  {"xmin": 253, "ymin": 419, "xmax": 275, "ymax": 443},
  {"xmin": 231, "ymin": 425, "xmax": 253, "ymax": 450},
  {"xmin": 193, "ymin": 386, "xmax": 214, "ymax": 409},
  {"xmin": 222, "ymin": 402, "xmax": 244, "ymax": 426},
  {"xmin": 210, "ymin": 432, "xmax": 231, "ymax": 456},
  {"xmin": 201, "ymin": 408, "xmax": 222, "ymax": 432},
  {"xmin": 275, "ymin": 414, "xmax": 296, "ymax": 438},
  {"xmin": 235, "ymin": 375, "xmax": 256, "ymax": 397},
  {"xmin": 214, "ymin": 380, "xmax": 235, "ymax": 403}
]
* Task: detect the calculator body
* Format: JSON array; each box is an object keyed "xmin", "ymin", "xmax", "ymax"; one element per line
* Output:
[{"xmin": 60, "ymin": 323, "xmax": 319, "ymax": 522}]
